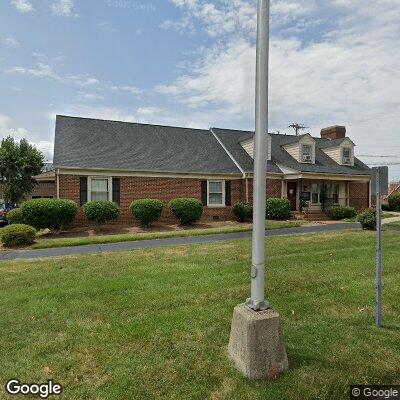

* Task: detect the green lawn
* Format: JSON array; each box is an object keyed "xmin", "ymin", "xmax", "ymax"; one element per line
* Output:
[
  {"xmin": 0, "ymin": 230, "xmax": 399, "ymax": 399},
  {"xmin": 31, "ymin": 221, "xmax": 303, "ymax": 250}
]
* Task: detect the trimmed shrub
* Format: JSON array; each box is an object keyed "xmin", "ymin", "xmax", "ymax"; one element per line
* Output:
[
  {"xmin": 1, "ymin": 224, "xmax": 36, "ymax": 247},
  {"xmin": 170, "ymin": 198, "xmax": 203, "ymax": 225},
  {"xmin": 21, "ymin": 199, "xmax": 78, "ymax": 232},
  {"xmin": 330, "ymin": 206, "xmax": 357, "ymax": 220},
  {"xmin": 131, "ymin": 199, "xmax": 164, "ymax": 226},
  {"xmin": 357, "ymin": 208, "xmax": 376, "ymax": 230},
  {"xmin": 6, "ymin": 208, "xmax": 25, "ymax": 225},
  {"xmin": 382, "ymin": 203, "xmax": 392, "ymax": 212},
  {"xmin": 83, "ymin": 201, "xmax": 120, "ymax": 226},
  {"xmin": 266, "ymin": 198, "xmax": 291, "ymax": 220},
  {"xmin": 233, "ymin": 202, "xmax": 253, "ymax": 222},
  {"xmin": 388, "ymin": 194, "xmax": 400, "ymax": 212}
]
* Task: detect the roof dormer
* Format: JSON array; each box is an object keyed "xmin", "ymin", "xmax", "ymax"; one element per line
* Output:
[
  {"xmin": 283, "ymin": 133, "xmax": 316, "ymax": 164},
  {"xmin": 321, "ymin": 137, "xmax": 355, "ymax": 166},
  {"xmin": 240, "ymin": 133, "xmax": 272, "ymax": 161}
]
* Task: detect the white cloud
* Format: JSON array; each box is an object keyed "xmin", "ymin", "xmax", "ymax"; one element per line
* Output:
[
  {"xmin": 8, "ymin": 63, "xmax": 142, "ymax": 96},
  {"xmin": 0, "ymin": 114, "xmax": 29, "ymax": 140},
  {"xmin": 51, "ymin": 0, "xmax": 77, "ymax": 18},
  {"xmin": 137, "ymin": 107, "xmax": 163, "ymax": 116},
  {"xmin": 0, "ymin": 114, "xmax": 53, "ymax": 160},
  {"xmin": 110, "ymin": 85, "xmax": 142, "ymax": 95},
  {"xmin": 157, "ymin": 0, "xmax": 400, "ymax": 178},
  {"xmin": 5, "ymin": 37, "xmax": 21, "ymax": 48},
  {"xmin": 79, "ymin": 93, "xmax": 104, "ymax": 101},
  {"xmin": 33, "ymin": 141, "xmax": 54, "ymax": 161},
  {"xmin": 11, "ymin": 0, "xmax": 33, "ymax": 13}
]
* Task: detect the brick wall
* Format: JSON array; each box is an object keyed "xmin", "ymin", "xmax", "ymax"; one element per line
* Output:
[
  {"xmin": 349, "ymin": 182, "xmax": 370, "ymax": 210},
  {"xmin": 247, "ymin": 178, "xmax": 282, "ymax": 205},
  {"xmin": 27, "ymin": 181, "xmax": 56, "ymax": 199},
  {"xmin": 58, "ymin": 174, "xmax": 246, "ymax": 225}
]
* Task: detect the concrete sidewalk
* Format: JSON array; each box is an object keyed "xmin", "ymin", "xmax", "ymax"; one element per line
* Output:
[{"xmin": 0, "ymin": 222, "xmax": 361, "ymax": 261}]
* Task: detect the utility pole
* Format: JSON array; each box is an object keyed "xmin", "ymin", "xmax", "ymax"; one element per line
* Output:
[{"xmin": 288, "ymin": 123, "xmax": 309, "ymax": 136}]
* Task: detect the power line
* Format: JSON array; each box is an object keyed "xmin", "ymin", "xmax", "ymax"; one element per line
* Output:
[{"xmin": 359, "ymin": 155, "xmax": 400, "ymax": 158}]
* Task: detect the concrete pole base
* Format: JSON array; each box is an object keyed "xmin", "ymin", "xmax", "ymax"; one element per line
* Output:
[{"xmin": 228, "ymin": 303, "xmax": 289, "ymax": 380}]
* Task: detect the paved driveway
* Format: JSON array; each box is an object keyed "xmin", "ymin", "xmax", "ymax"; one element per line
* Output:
[{"xmin": 0, "ymin": 223, "xmax": 361, "ymax": 261}]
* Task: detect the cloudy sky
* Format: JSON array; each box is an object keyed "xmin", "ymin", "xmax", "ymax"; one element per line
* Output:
[{"xmin": 1, "ymin": 0, "xmax": 399, "ymax": 179}]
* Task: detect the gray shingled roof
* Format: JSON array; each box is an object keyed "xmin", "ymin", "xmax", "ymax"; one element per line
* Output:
[
  {"xmin": 53, "ymin": 116, "xmax": 242, "ymax": 175},
  {"xmin": 212, "ymin": 128, "xmax": 371, "ymax": 176}
]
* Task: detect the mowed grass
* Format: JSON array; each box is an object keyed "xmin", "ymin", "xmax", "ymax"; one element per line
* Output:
[
  {"xmin": 0, "ymin": 230, "xmax": 399, "ymax": 400},
  {"xmin": 30, "ymin": 221, "xmax": 302, "ymax": 250}
]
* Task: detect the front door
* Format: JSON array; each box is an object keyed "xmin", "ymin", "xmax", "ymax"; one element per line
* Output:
[{"xmin": 287, "ymin": 182, "xmax": 297, "ymax": 211}]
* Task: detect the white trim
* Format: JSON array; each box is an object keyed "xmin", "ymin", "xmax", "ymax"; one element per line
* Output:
[
  {"xmin": 88, "ymin": 176, "xmax": 112, "ymax": 202},
  {"xmin": 210, "ymin": 128, "xmax": 245, "ymax": 177},
  {"xmin": 207, "ymin": 179, "xmax": 226, "ymax": 208}
]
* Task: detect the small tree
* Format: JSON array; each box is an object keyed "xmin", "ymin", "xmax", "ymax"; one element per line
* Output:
[
  {"xmin": 0, "ymin": 137, "xmax": 44, "ymax": 204},
  {"xmin": 83, "ymin": 201, "xmax": 120, "ymax": 228},
  {"xmin": 388, "ymin": 194, "xmax": 400, "ymax": 212}
]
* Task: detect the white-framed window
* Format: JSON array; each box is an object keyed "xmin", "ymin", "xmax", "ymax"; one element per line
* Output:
[
  {"xmin": 88, "ymin": 177, "xmax": 112, "ymax": 202},
  {"xmin": 207, "ymin": 180, "xmax": 225, "ymax": 207},
  {"xmin": 302, "ymin": 145, "xmax": 312, "ymax": 163},
  {"xmin": 342, "ymin": 147, "xmax": 352, "ymax": 165}
]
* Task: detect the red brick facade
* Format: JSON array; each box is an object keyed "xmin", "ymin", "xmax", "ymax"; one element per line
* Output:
[
  {"xmin": 57, "ymin": 174, "xmax": 371, "ymax": 225},
  {"xmin": 349, "ymin": 181, "xmax": 370, "ymax": 210},
  {"xmin": 58, "ymin": 174, "xmax": 284, "ymax": 225}
]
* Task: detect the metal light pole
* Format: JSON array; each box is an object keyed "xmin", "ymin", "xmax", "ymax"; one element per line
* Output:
[
  {"xmin": 245, "ymin": 0, "xmax": 270, "ymax": 311},
  {"xmin": 375, "ymin": 168, "xmax": 382, "ymax": 327},
  {"xmin": 228, "ymin": 0, "xmax": 289, "ymax": 378}
]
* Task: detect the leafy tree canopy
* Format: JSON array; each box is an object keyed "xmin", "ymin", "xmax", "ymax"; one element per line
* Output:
[{"xmin": 0, "ymin": 136, "xmax": 44, "ymax": 204}]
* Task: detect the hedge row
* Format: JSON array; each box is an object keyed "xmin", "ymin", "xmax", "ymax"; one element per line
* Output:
[
  {"xmin": 10, "ymin": 197, "xmax": 206, "ymax": 229},
  {"xmin": 232, "ymin": 198, "xmax": 292, "ymax": 222}
]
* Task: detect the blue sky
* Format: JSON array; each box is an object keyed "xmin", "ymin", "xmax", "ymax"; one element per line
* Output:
[{"xmin": 1, "ymin": 0, "xmax": 400, "ymax": 179}]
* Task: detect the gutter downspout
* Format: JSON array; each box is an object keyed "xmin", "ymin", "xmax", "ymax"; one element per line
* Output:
[
  {"xmin": 245, "ymin": 175, "xmax": 249, "ymax": 203},
  {"xmin": 56, "ymin": 168, "xmax": 60, "ymax": 199}
]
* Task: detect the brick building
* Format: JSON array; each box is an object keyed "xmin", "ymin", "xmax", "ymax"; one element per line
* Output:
[{"xmin": 53, "ymin": 116, "xmax": 372, "ymax": 225}]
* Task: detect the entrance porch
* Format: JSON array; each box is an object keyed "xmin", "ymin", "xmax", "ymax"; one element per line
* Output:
[{"xmin": 282, "ymin": 179, "xmax": 369, "ymax": 212}]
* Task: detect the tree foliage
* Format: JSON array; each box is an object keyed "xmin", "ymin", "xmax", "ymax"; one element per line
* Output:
[{"xmin": 0, "ymin": 137, "xmax": 44, "ymax": 204}]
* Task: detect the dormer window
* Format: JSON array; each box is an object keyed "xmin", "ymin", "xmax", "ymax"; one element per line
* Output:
[
  {"xmin": 342, "ymin": 147, "xmax": 352, "ymax": 165},
  {"xmin": 302, "ymin": 145, "xmax": 312, "ymax": 163}
]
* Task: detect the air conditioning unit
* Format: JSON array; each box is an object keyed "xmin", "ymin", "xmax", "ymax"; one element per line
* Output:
[
  {"xmin": 343, "ymin": 157, "xmax": 351, "ymax": 164},
  {"xmin": 303, "ymin": 155, "xmax": 312, "ymax": 162}
]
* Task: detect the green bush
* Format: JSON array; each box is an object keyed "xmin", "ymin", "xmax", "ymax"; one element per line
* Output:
[
  {"xmin": 21, "ymin": 199, "xmax": 78, "ymax": 232},
  {"xmin": 232, "ymin": 202, "xmax": 253, "ymax": 222},
  {"xmin": 6, "ymin": 208, "xmax": 25, "ymax": 225},
  {"xmin": 300, "ymin": 200, "xmax": 309, "ymax": 212},
  {"xmin": 357, "ymin": 208, "xmax": 376, "ymax": 230},
  {"xmin": 169, "ymin": 198, "xmax": 203, "ymax": 225},
  {"xmin": 131, "ymin": 199, "xmax": 164, "ymax": 226},
  {"xmin": 1, "ymin": 224, "xmax": 36, "ymax": 247},
  {"xmin": 330, "ymin": 206, "xmax": 357, "ymax": 220},
  {"xmin": 266, "ymin": 198, "xmax": 291, "ymax": 220},
  {"xmin": 83, "ymin": 201, "xmax": 120, "ymax": 226},
  {"xmin": 388, "ymin": 194, "xmax": 400, "ymax": 212},
  {"xmin": 382, "ymin": 203, "xmax": 392, "ymax": 212}
]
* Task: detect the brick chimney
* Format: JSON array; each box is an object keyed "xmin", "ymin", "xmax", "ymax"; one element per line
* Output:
[{"xmin": 320, "ymin": 125, "xmax": 346, "ymax": 140}]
